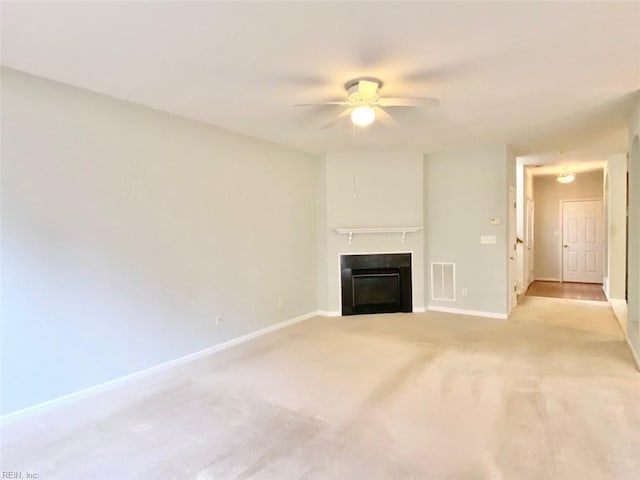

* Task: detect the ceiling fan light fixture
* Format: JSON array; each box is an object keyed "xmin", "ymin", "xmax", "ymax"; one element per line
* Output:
[
  {"xmin": 556, "ymin": 169, "xmax": 576, "ymax": 183},
  {"xmin": 351, "ymin": 105, "xmax": 375, "ymax": 127},
  {"xmin": 294, "ymin": 76, "xmax": 438, "ymax": 130}
]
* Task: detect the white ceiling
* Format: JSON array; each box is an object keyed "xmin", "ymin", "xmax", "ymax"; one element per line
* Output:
[
  {"xmin": 2, "ymin": 1, "xmax": 639, "ymax": 159},
  {"xmin": 525, "ymin": 159, "xmax": 606, "ymax": 177}
]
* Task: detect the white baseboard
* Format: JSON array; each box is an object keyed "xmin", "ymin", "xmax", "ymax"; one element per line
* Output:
[
  {"xmin": 534, "ymin": 277, "xmax": 561, "ymax": 282},
  {"xmin": 427, "ymin": 305, "xmax": 508, "ymax": 320},
  {"xmin": 626, "ymin": 336, "xmax": 640, "ymax": 371},
  {"xmin": 413, "ymin": 306, "xmax": 426, "ymax": 313},
  {"xmin": 0, "ymin": 310, "xmax": 320, "ymax": 425},
  {"xmin": 517, "ymin": 280, "xmax": 533, "ymax": 296},
  {"xmin": 603, "ymin": 299, "xmax": 639, "ymax": 371},
  {"xmin": 609, "ymin": 298, "xmax": 627, "ymax": 327}
]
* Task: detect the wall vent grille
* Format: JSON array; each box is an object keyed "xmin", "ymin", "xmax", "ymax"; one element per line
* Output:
[{"xmin": 431, "ymin": 262, "xmax": 456, "ymax": 301}]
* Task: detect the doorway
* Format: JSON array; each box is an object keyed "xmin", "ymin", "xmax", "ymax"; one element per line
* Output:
[
  {"xmin": 528, "ymin": 169, "xmax": 605, "ymax": 302},
  {"xmin": 561, "ymin": 199, "xmax": 604, "ymax": 283}
]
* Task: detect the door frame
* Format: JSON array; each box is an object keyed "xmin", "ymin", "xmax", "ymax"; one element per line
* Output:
[
  {"xmin": 559, "ymin": 197, "xmax": 604, "ymax": 283},
  {"xmin": 508, "ymin": 186, "xmax": 517, "ymax": 313},
  {"xmin": 525, "ymin": 198, "xmax": 534, "ymax": 288}
]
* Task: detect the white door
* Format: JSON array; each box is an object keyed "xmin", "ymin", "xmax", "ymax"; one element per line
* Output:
[
  {"xmin": 525, "ymin": 200, "xmax": 535, "ymax": 286},
  {"xmin": 509, "ymin": 188, "xmax": 517, "ymax": 311},
  {"xmin": 562, "ymin": 200, "xmax": 603, "ymax": 283}
]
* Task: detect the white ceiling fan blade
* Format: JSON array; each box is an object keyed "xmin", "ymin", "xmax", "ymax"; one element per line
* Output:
[
  {"xmin": 294, "ymin": 101, "xmax": 351, "ymax": 107},
  {"xmin": 378, "ymin": 97, "xmax": 440, "ymax": 107},
  {"xmin": 358, "ymin": 80, "xmax": 379, "ymax": 100},
  {"xmin": 321, "ymin": 108, "xmax": 352, "ymax": 129},
  {"xmin": 375, "ymin": 107, "xmax": 399, "ymax": 127}
]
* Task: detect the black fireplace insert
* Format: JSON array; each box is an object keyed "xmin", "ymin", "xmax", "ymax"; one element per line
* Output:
[{"xmin": 340, "ymin": 253, "xmax": 412, "ymax": 315}]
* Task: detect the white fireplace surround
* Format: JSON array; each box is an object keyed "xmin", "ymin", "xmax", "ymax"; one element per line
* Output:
[{"xmin": 319, "ymin": 151, "xmax": 426, "ymax": 315}]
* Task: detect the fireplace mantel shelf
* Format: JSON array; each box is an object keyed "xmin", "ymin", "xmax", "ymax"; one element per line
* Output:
[{"xmin": 334, "ymin": 226, "xmax": 422, "ymax": 244}]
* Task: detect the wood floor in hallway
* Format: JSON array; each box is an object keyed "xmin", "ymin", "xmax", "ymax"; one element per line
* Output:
[
  {"xmin": 526, "ymin": 280, "xmax": 607, "ymax": 301},
  {"xmin": 2, "ymin": 299, "xmax": 638, "ymax": 479}
]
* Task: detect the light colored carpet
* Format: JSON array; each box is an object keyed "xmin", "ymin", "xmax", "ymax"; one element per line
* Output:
[
  {"xmin": 511, "ymin": 295, "xmax": 625, "ymax": 338},
  {"xmin": 2, "ymin": 299, "xmax": 639, "ymax": 479}
]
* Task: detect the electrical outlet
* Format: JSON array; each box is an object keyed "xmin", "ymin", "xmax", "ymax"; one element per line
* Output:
[
  {"xmin": 216, "ymin": 315, "xmax": 223, "ymax": 325},
  {"xmin": 461, "ymin": 288, "xmax": 468, "ymax": 297}
]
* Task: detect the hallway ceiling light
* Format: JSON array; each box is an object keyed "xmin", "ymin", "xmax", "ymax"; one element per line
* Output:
[{"xmin": 556, "ymin": 169, "xmax": 576, "ymax": 183}]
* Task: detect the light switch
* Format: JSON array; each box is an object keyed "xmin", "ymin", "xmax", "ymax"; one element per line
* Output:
[
  {"xmin": 490, "ymin": 218, "xmax": 501, "ymax": 225},
  {"xmin": 480, "ymin": 235, "xmax": 497, "ymax": 244}
]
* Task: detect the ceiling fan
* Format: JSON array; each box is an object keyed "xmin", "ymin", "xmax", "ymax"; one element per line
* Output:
[{"xmin": 294, "ymin": 77, "xmax": 439, "ymax": 129}]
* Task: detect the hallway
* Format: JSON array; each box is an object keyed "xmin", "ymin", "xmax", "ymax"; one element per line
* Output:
[
  {"xmin": 526, "ymin": 280, "xmax": 607, "ymax": 302},
  {"xmin": 513, "ymin": 294, "xmax": 623, "ymax": 337}
]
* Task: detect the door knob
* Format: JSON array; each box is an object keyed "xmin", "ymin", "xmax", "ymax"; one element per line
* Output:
[{"xmin": 563, "ymin": 244, "xmax": 568, "ymax": 248}]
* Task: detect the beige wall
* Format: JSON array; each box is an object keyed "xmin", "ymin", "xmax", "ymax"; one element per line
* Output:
[
  {"xmin": 321, "ymin": 151, "xmax": 425, "ymax": 314},
  {"xmin": 1, "ymin": 68, "xmax": 319, "ymax": 414},
  {"xmin": 604, "ymin": 154, "xmax": 627, "ymax": 300},
  {"xmin": 424, "ymin": 145, "xmax": 515, "ymax": 316},
  {"xmin": 627, "ymin": 99, "xmax": 640, "ymax": 360},
  {"xmin": 533, "ymin": 170, "xmax": 603, "ymax": 281}
]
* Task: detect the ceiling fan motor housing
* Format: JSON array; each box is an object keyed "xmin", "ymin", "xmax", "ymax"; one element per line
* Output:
[{"xmin": 345, "ymin": 77, "xmax": 382, "ymax": 104}]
